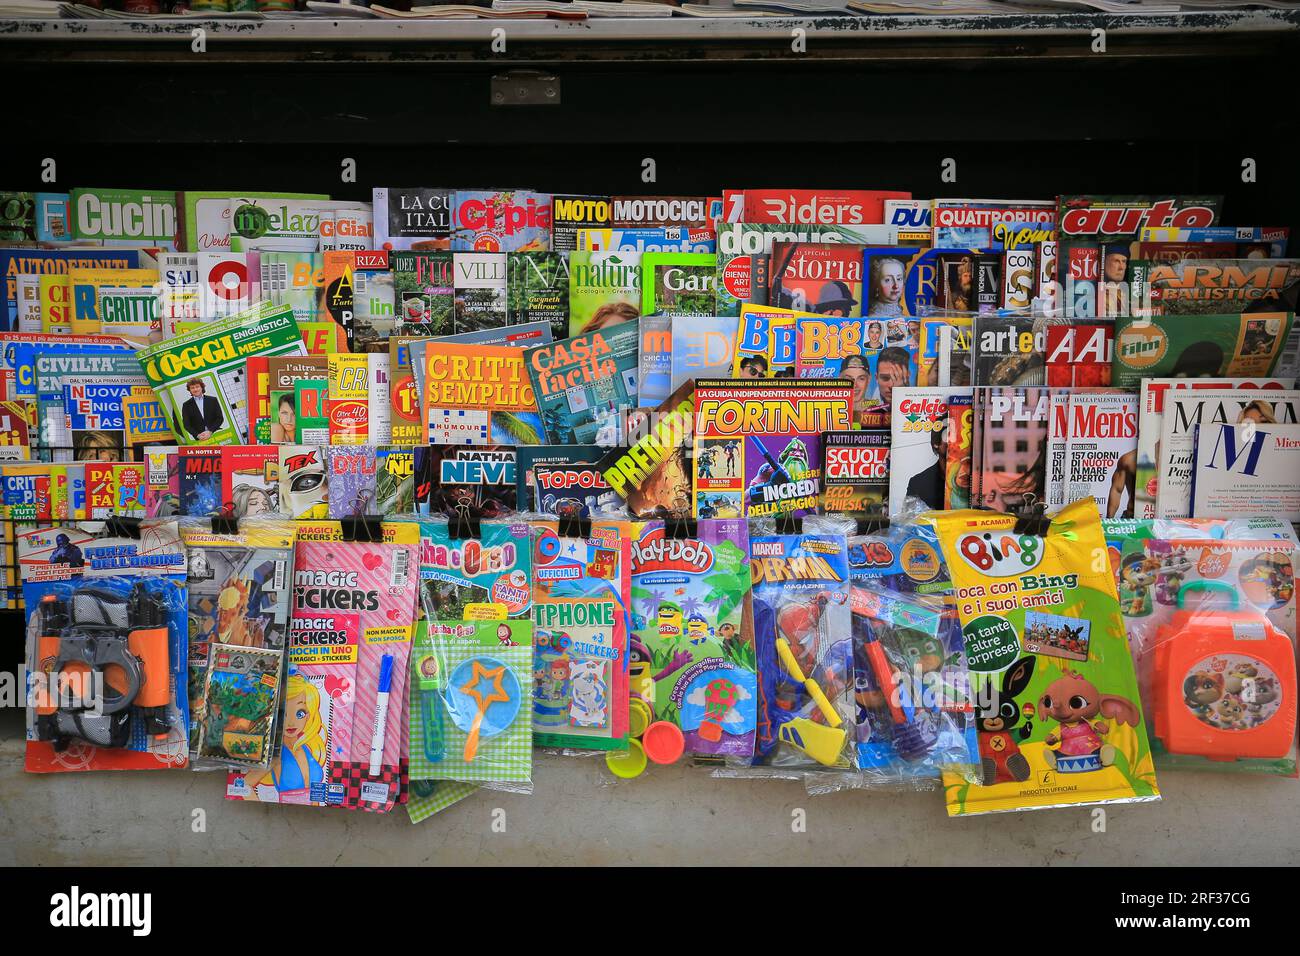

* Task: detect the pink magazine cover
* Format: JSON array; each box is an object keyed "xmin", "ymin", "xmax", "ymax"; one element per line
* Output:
[{"xmin": 226, "ymin": 523, "xmax": 419, "ymax": 811}]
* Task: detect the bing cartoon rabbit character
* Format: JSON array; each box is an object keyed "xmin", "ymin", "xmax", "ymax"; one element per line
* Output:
[
  {"xmin": 1039, "ymin": 670, "xmax": 1141, "ymax": 772},
  {"xmin": 976, "ymin": 656, "xmax": 1036, "ymax": 786}
]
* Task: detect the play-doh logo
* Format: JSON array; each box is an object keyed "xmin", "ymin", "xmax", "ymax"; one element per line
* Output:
[
  {"xmin": 630, "ymin": 526, "xmax": 713, "ymax": 574},
  {"xmin": 956, "ymin": 529, "xmax": 1044, "ymax": 576}
]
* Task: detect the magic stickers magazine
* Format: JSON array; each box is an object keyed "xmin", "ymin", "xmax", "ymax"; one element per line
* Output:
[
  {"xmin": 530, "ymin": 520, "xmax": 631, "ymax": 750},
  {"xmin": 629, "ymin": 519, "xmax": 755, "ymax": 762},
  {"xmin": 929, "ymin": 499, "xmax": 1161, "ymax": 815}
]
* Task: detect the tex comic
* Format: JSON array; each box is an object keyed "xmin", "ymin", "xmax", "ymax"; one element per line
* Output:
[{"xmin": 692, "ymin": 379, "xmax": 852, "ymax": 520}]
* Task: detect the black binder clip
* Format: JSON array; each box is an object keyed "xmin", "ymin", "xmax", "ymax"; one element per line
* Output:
[
  {"xmin": 448, "ymin": 509, "xmax": 481, "ymax": 541},
  {"xmin": 854, "ymin": 504, "xmax": 891, "ymax": 536},
  {"xmin": 665, "ymin": 512, "xmax": 698, "ymax": 540},
  {"xmin": 557, "ymin": 510, "xmax": 592, "ymax": 541},
  {"xmin": 340, "ymin": 515, "xmax": 384, "ymax": 543},
  {"xmin": 104, "ymin": 515, "xmax": 142, "ymax": 540},
  {"xmin": 774, "ymin": 512, "xmax": 802, "ymax": 536},
  {"xmin": 1011, "ymin": 494, "xmax": 1051, "ymax": 538},
  {"xmin": 210, "ymin": 503, "xmax": 239, "ymax": 537}
]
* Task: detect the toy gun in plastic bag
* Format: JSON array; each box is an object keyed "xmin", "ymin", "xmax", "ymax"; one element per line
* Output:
[{"xmin": 33, "ymin": 583, "xmax": 171, "ymax": 751}]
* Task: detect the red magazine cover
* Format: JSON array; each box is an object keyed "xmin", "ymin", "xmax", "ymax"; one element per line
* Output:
[
  {"xmin": 767, "ymin": 242, "xmax": 864, "ymax": 316},
  {"xmin": 1045, "ymin": 322, "xmax": 1113, "ymax": 387},
  {"xmin": 740, "ymin": 189, "xmax": 909, "ymax": 226}
]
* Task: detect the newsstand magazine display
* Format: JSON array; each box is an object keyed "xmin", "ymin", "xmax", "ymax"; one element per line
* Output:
[{"xmin": 6, "ymin": 160, "xmax": 1300, "ymax": 898}]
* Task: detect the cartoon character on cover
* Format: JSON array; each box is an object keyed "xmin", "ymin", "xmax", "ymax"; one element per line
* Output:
[
  {"xmin": 976, "ymin": 656, "xmax": 1036, "ymax": 786},
  {"xmin": 240, "ymin": 673, "xmax": 326, "ymax": 798},
  {"xmin": 1183, "ymin": 671, "xmax": 1223, "ymax": 718},
  {"xmin": 1039, "ymin": 670, "xmax": 1141, "ymax": 771},
  {"xmin": 546, "ymin": 656, "xmax": 571, "ymax": 701},
  {"xmin": 686, "ymin": 611, "xmax": 713, "ymax": 646},
  {"xmin": 1118, "ymin": 553, "xmax": 1159, "ymax": 617},
  {"xmin": 569, "ymin": 660, "xmax": 608, "ymax": 729}
]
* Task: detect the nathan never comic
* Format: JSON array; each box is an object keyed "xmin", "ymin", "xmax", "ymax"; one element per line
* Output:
[
  {"xmin": 416, "ymin": 444, "xmax": 518, "ymax": 522},
  {"xmin": 629, "ymin": 518, "xmax": 755, "ymax": 762},
  {"xmin": 530, "ymin": 519, "xmax": 631, "ymax": 749},
  {"xmin": 692, "ymin": 378, "xmax": 852, "ymax": 520}
]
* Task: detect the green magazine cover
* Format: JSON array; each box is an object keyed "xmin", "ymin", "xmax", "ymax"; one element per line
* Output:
[
  {"xmin": 567, "ymin": 250, "xmax": 641, "ymax": 337},
  {"xmin": 1112, "ymin": 311, "xmax": 1296, "ymax": 388},
  {"xmin": 640, "ymin": 251, "xmax": 717, "ymax": 318}
]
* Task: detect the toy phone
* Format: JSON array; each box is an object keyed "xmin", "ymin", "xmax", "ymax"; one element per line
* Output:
[{"xmin": 1151, "ymin": 580, "xmax": 1297, "ymax": 761}]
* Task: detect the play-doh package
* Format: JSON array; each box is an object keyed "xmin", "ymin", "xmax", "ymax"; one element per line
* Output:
[
  {"xmin": 226, "ymin": 521, "xmax": 419, "ymax": 812},
  {"xmin": 530, "ymin": 520, "xmax": 631, "ymax": 750},
  {"xmin": 929, "ymin": 499, "xmax": 1161, "ymax": 815},
  {"xmin": 750, "ymin": 532, "xmax": 856, "ymax": 772},
  {"xmin": 630, "ymin": 519, "xmax": 755, "ymax": 762}
]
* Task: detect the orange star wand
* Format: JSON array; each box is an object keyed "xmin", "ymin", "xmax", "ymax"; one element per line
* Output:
[{"xmin": 460, "ymin": 660, "xmax": 510, "ymax": 761}]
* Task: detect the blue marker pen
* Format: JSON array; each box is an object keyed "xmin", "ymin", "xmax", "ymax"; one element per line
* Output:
[{"xmin": 368, "ymin": 654, "xmax": 395, "ymax": 777}]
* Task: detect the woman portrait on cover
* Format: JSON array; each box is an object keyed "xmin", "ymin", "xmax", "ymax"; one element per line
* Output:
[
  {"xmin": 232, "ymin": 483, "xmax": 277, "ymax": 518},
  {"xmin": 579, "ymin": 301, "xmax": 639, "ymax": 335},
  {"xmin": 74, "ymin": 430, "xmax": 122, "ymax": 462},
  {"xmin": 270, "ymin": 393, "xmax": 297, "ymax": 444},
  {"xmin": 867, "ymin": 256, "xmax": 906, "ymax": 317}
]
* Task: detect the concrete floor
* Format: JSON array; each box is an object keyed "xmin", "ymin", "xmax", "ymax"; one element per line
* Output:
[{"xmin": 3, "ymin": 708, "xmax": 1297, "ymax": 865}]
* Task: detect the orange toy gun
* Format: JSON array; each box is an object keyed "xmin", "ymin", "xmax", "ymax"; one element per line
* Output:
[{"xmin": 34, "ymin": 583, "xmax": 172, "ymax": 751}]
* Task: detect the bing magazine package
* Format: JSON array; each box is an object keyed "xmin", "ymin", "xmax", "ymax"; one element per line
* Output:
[
  {"xmin": 928, "ymin": 500, "xmax": 1161, "ymax": 815},
  {"xmin": 20, "ymin": 519, "xmax": 189, "ymax": 773},
  {"xmin": 226, "ymin": 520, "xmax": 419, "ymax": 812}
]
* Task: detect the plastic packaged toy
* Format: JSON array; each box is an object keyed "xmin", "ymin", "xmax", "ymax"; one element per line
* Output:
[
  {"xmin": 20, "ymin": 519, "xmax": 189, "ymax": 773},
  {"xmin": 180, "ymin": 520, "xmax": 296, "ymax": 770},
  {"xmin": 929, "ymin": 499, "xmax": 1161, "ymax": 815},
  {"xmin": 749, "ymin": 532, "xmax": 856, "ymax": 773},
  {"xmin": 410, "ymin": 618, "xmax": 534, "ymax": 787},
  {"xmin": 1107, "ymin": 522, "xmax": 1299, "ymax": 774},
  {"xmin": 529, "ymin": 519, "xmax": 631, "ymax": 751},
  {"xmin": 226, "ymin": 520, "xmax": 419, "ymax": 811},
  {"xmin": 629, "ymin": 519, "xmax": 755, "ymax": 763}
]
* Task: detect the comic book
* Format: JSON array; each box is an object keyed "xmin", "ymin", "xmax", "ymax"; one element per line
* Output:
[
  {"xmin": 180, "ymin": 523, "xmax": 294, "ymax": 765},
  {"xmin": 530, "ymin": 519, "xmax": 631, "ymax": 749},
  {"xmin": 750, "ymin": 532, "xmax": 855, "ymax": 772},
  {"xmin": 525, "ymin": 322, "xmax": 639, "ymax": 446},
  {"xmin": 327, "ymin": 445, "xmax": 378, "ymax": 518},
  {"xmin": 178, "ymin": 446, "xmax": 223, "ymax": 516},
  {"xmin": 692, "ymin": 378, "xmax": 851, "ymax": 519},
  {"xmin": 226, "ymin": 521, "xmax": 419, "ymax": 811},
  {"xmin": 972, "ymin": 386, "xmax": 1053, "ymax": 512},
  {"xmin": 1157, "ymin": 388, "xmax": 1300, "ymax": 519},
  {"xmin": 84, "ymin": 461, "xmax": 149, "ymax": 519},
  {"xmin": 551, "ymin": 195, "xmax": 611, "ymax": 252},
  {"xmin": 451, "ymin": 189, "xmax": 551, "ymax": 252},
  {"xmin": 222, "ymin": 445, "xmax": 280, "ymax": 518},
  {"xmin": 1134, "ymin": 377, "xmax": 1293, "ymax": 520},
  {"xmin": 670, "ymin": 315, "xmax": 739, "ymax": 392},
  {"xmin": 821, "ymin": 430, "xmax": 890, "ymax": 515},
  {"xmin": 600, "ymin": 380, "xmax": 694, "ymax": 519},
  {"xmin": 278, "ymin": 445, "xmax": 329, "ymax": 519},
  {"xmin": 138, "ymin": 302, "xmax": 305, "ymax": 446},
  {"xmin": 1063, "ymin": 391, "xmax": 1139, "ymax": 519},
  {"xmin": 567, "ymin": 250, "xmax": 642, "ymax": 336},
  {"xmin": 421, "ymin": 341, "xmax": 542, "ymax": 446},
  {"xmin": 451, "ymin": 252, "xmax": 508, "ymax": 333},
  {"xmin": 416, "ymin": 444, "xmax": 518, "ymax": 521},
  {"xmin": 1112, "ymin": 311, "xmax": 1296, "ymax": 388},
  {"xmin": 506, "ymin": 251, "xmax": 569, "ymax": 341},
  {"xmin": 375, "ymin": 445, "xmax": 415, "ymax": 514},
  {"xmin": 532, "ymin": 461, "xmax": 622, "ymax": 518},
  {"xmin": 629, "ymin": 519, "xmax": 755, "ymax": 762},
  {"xmin": 931, "ymin": 501, "xmax": 1160, "ymax": 815},
  {"xmin": 516, "ymin": 444, "xmax": 604, "ymax": 508},
  {"xmin": 372, "ymin": 187, "xmax": 453, "ymax": 251}
]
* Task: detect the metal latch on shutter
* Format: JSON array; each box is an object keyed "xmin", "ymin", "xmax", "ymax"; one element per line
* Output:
[{"xmin": 490, "ymin": 71, "xmax": 561, "ymax": 107}]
